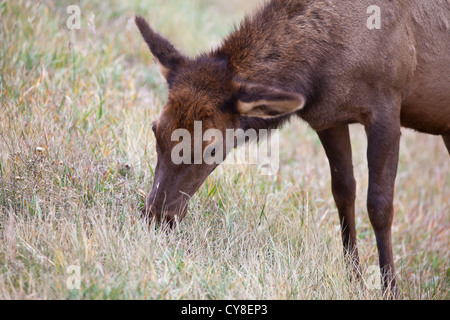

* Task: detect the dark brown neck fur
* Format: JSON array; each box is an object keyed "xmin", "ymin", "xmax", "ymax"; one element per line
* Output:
[
  {"xmin": 210, "ymin": 0, "xmax": 345, "ymax": 131},
  {"xmin": 213, "ymin": 0, "xmax": 343, "ymax": 93}
]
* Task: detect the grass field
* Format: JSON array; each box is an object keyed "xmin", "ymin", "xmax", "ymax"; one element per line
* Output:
[{"xmin": 0, "ymin": 0, "xmax": 449, "ymax": 300}]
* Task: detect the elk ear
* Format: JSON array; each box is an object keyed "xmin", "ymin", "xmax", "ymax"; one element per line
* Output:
[
  {"xmin": 135, "ymin": 15, "xmax": 186, "ymax": 80},
  {"xmin": 236, "ymin": 83, "xmax": 306, "ymax": 118}
]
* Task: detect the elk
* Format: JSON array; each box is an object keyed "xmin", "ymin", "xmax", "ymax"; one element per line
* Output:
[{"xmin": 135, "ymin": 0, "xmax": 450, "ymax": 296}]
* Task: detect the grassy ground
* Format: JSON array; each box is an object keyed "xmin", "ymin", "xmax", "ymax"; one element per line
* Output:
[{"xmin": 0, "ymin": 0, "xmax": 448, "ymax": 300}]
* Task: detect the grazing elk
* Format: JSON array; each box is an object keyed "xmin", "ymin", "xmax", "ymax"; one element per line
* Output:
[{"xmin": 135, "ymin": 0, "xmax": 450, "ymax": 296}]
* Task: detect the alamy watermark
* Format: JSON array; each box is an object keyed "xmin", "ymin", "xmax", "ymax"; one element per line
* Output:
[
  {"xmin": 170, "ymin": 121, "xmax": 280, "ymax": 176},
  {"xmin": 365, "ymin": 265, "xmax": 382, "ymax": 290},
  {"xmin": 367, "ymin": 5, "xmax": 381, "ymax": 30},
  {"xmin": 66, "ymin": 5, "xmax": 81, "ymax": 30},
  {"xmin": 66, "ymin": 265, "xmax": 81, "ymax": 290}
]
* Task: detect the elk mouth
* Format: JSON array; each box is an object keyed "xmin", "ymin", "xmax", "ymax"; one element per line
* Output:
[{"xmin": 141, "ymin": 189, "xmax": 192, "ymax": 228}]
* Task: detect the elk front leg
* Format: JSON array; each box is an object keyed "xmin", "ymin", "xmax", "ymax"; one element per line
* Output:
[
  {"xmin": 318, "ymin": 125, "xmax": 360, "ymax": 275},
  {"xmin": 365, "ymin": 116, "xmax": 401, "ymax": 297}
]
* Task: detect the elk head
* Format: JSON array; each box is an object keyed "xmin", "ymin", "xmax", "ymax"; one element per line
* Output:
[{"xmin": 135, "ymin": 16, "xmax": 305, "ymax": 226}]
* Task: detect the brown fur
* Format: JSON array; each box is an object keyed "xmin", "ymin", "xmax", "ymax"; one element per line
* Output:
[{"xmin": 135, "ymin": 0, "xmax": 450, "ymax": 297}]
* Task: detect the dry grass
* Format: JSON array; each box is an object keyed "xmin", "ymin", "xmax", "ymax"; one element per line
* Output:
[{"xmin": 0, "ymin": 0, "xmax": 448, "ymax": 300}]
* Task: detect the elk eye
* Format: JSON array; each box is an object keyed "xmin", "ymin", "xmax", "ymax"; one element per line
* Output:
[{"xmin": 152, "ymin": 124, "xmax": 156, "ymax": 135}]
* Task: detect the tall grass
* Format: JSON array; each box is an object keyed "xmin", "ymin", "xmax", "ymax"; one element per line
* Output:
[{"xmin": 0, "ymin": 0, "xmax": 448, "ymax": 299}]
